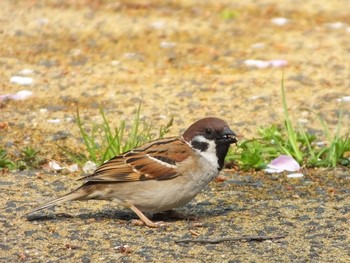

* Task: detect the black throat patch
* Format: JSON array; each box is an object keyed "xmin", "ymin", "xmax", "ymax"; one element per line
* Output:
[
  {"xmin": 216, "ymin": 143, "xmax": 230, "ymax": 170},
  {"xmin": 191, "ymin": 140, "xmax": 209, "ymax": 152}
]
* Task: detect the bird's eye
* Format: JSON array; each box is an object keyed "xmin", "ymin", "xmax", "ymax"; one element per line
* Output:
[{"xmin": 205, "ymin": 128, "xmax": 213, "ymax": 136}]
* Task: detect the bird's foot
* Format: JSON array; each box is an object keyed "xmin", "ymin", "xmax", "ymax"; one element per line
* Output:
[{"xmin": 129, "ymin": 219, "xmax": 166, "ymax": 228}]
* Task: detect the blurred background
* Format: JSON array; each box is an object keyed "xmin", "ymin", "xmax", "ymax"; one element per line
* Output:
[{"xmin": 1, "ymin": 0, "xmax": 349, "ymax": 159}]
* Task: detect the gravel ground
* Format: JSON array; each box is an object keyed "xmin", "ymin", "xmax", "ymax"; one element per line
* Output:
[
  {"xmin": 1, "ymin": 0, "xmax": 350, "ymax": 262},
  {"xmin": 1, "ymin": 168, "xmax": 350, "ymax": 262}
]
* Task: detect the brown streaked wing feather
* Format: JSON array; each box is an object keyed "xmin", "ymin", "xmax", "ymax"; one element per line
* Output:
[{"xmin": 80, "ymin": 137, "xmax": 191, "ymax": 182}]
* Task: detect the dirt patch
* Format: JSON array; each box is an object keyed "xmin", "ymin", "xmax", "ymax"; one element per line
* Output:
[{"xmin": 1, "ymin": 0, "xmax": 350, "ymax": 262}]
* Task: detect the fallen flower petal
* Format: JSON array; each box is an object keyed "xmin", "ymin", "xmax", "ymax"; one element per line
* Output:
[
  {"xmin": 150, "ymin": 21, "xmax": 166, "ymax": 29},
  {"xmin": 336, "ymin": 96, "xmax": 350, "ymax": 102},
  {"xmin": 83, "ymin": 161, "xmax": 97, "ymax": 174},
  {"xmin": 287, "ymin": 173, "xmax": 304, "ymax": 178},
  {"xmin": 325, "ymin": 22, "xmax": 345, "ymax": 29},
  {"xmin": 244, "ymin": 59, "xmax": 270, "ymax": 68},
  {"xmin": 270, "ymin": 155, "xmax": 300, "ymax": 171},
  {"xmin": 11, "ymin": 90, "xmax": 33, "ymax": 100},
  {"xmin": 49, "ymin": 161, "xmax": 64, "ymax": 171},
  {"xmin": 10, "ymin": 76, "xmax": 34, "ymax": 85},
  {"xmin": 0, "ymin": 90, "xmax": 33, "ymax": 101},
  {"xmin": 18, "ymin": 69, "xmax": 34, "ymax": 75},
  {"xmin": 269, "ymin": 60, "xmax": 288, "ymax": 67},
  {"xmin": 265, "ymin": 155, "xmax": 300, "ymax": 173},
  {"xmin": 250, "ymin": 43, "xmax": 265, "ymax": 49},
  {"xmin": 47, "ymin": 119, "xmax": 61, "ymax": 123},
  {"xmin": 160, "ymin": 41, "xmax": 176, "ymax": 48},
  {"xmin": 244, "ymin": 59, "xmax": 288, "ymax": 69},
  {"xmin": 67, "ymin": 164, "xmax": 79, "ymax": 173},
  {"xmin": 271, "ymin": 17, "xmax": 289, "ymax": 26}
]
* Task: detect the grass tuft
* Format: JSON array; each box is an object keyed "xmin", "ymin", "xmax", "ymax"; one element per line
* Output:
[
  {"xmin": 0, "ymin": 148, "xmax": 16, "ymax": 170},
  {"xmin": 0, "ymin": 146, "xmax": 41, "ymax": 171},
  {"xmin": 64, "ymin": 104, "xmax": 173, "ymax": 166},
  {"xmin": 227, "ymin": 78, "xmax": 350, "ymax": 170}
]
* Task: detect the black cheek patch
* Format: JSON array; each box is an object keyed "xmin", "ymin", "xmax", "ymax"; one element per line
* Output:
[{"xmin": 191, "ymin": 140, "xmax": 209, "ymax": 152}]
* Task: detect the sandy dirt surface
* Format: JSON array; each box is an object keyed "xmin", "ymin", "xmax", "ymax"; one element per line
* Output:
[{"xmin": 1, "ymin": 0, "xmax": 350, "ymax": 262}]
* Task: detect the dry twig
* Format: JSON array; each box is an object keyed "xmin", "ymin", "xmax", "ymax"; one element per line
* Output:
[{"xmin": 176, "ymin": 235, "xmax": 286, "ymax": 244}]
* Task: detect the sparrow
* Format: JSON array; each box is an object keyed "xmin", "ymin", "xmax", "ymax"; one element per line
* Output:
[{"xmin": 28, "ymin": 117, "xmax": 237, "ymax": 227}]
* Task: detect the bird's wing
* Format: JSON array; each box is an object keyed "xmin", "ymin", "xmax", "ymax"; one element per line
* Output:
[{"xmin": 79, "ymin": 137, "xmax": 192, "ymax": 182}]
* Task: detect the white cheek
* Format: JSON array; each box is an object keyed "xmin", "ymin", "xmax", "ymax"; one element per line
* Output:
[
  {"xmin": 199, "ymin": 140, "xmax": 218, "ymax": 169},
  {"xmin": 190, "ymin": 136, "xmax": 219, "ymax": 170}
]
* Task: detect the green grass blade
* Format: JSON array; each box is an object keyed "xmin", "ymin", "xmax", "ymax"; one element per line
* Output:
[
  {"xmin": 130, "ymin": 103, "xmax": 141, "ymax": 147},
  {"xmin": 298, "ymin": 124, "xmax": 315, "ymax": 161},
  {"xmin": 76, "ymin": 109, "xmax": 97, "ymax": 162},
  {"xmin": 281, "ymin": 76, "xmax": 303, "ymax": 162}
]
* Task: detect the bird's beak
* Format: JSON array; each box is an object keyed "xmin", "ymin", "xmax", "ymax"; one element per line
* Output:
[{"xmin": 222, "ymin": 127, "xmax": 237, "ymax": 144}]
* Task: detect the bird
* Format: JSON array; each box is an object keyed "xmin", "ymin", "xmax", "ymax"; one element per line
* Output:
[{"xmin": 27, "ymin": 117, "xmax": 237, "ymax": 227}]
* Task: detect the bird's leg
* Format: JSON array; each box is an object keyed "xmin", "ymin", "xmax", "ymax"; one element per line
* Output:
[{"xmin": 129, "ymin": 205, "xmax": 165, "ymax": 228}]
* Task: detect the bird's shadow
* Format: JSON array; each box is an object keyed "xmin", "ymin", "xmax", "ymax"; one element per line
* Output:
[
  {"xmin": 25, "ymin": 203, "xmax": 237, "ymax": 223},
  {"xmin": 26, "ymin": 209, "xmax": 198, "ymax": 224},
  {"xmin": 26, "ymin": 209, "xmax": 144, "ymax": 222}
]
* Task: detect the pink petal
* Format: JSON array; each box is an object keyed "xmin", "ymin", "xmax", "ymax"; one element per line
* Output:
[
  {"xmin": 244, "ymin": 59, "xmax": 288, "ymax": 69},
  {"xmin": 271, "ymin": 17, "xmax": 289, "ymax": 26},
  {"xmin": 10, "ymin": 76, "xmax": 34, "ymax": 85},
  {"xmin": 0, "ymin": 90, "xmax": 33, "ymax": 101},
  {"xmin": 10, "ymin": 90, "xmax": 33, "ymax": 100},
  {"xmin": 244, "ymin": 59, "xmax": 270, "ymax": 68},
  {"xmin": 266, "ymin": 155, "xmax": 300, "ymax": 173},
  {"xmin": 269, "ymin": 60, "xmax": 288, "ymax": 68}
]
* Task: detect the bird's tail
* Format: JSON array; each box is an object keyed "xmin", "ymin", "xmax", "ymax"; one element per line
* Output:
[{"xmin": 26, "ymin": 186, "xmax": 88, "ymax": 215}]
